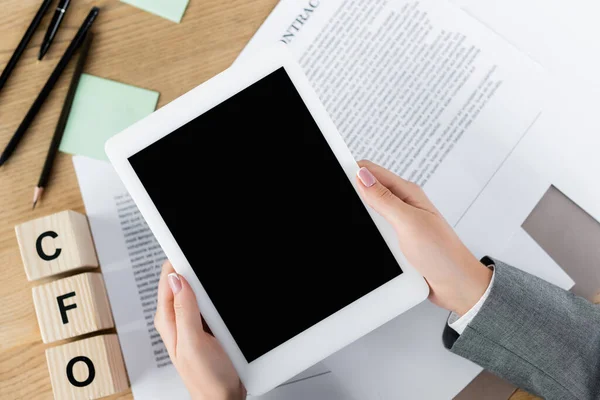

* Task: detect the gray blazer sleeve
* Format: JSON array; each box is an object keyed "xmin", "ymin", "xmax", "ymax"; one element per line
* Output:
[{"xmin": 442, "ymin": 257, "xmax": 600, "ymax": 400}]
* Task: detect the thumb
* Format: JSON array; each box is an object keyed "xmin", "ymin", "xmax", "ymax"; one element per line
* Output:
[
  {"xmin": 168, "ymin": 273, "xmax": 205, "ymax": 343},
  {"xmin": 356, "ymin": 167, "xmax": 408, "ymax": 225}
]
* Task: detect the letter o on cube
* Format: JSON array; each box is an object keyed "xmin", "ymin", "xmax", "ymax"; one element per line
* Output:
[{"xmin": 46, "ymin": 335, "xmax": 128, "ymax": 399}]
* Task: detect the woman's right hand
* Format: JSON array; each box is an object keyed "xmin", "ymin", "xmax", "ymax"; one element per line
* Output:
[{"xmin": 355, "ymin": 160, "xmax": 492, "ymax": 316}]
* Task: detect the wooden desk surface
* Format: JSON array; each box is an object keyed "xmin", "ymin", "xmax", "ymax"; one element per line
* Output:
[{"xmin": 0, "ymin": 1, "xmax": 277, "ymax": 398}]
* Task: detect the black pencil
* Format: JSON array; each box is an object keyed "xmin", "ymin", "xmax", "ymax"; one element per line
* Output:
[
  {"xmin": 0, "ymin": 7, "xmax": 100, "ymax": 168},
  {"xmin": 0, "ymin": 0, "xmax": 54, "ymax": 94},
  {"xmin": 33, "ymin": 33, "xmax": 93, "ymax": 209}
]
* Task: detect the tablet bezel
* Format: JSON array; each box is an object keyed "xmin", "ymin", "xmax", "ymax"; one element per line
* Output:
[{"xmin": 105, "ymin": 45, "xmax": 429, "ymax": 396}]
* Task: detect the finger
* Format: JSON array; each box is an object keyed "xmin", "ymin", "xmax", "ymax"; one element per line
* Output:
[
  {"xmin": 155, "ymin": 261, "xmax": 177, "ymax": 356},
  {"xmin": 169, "ymin": 273, "xmax": 206, "ymax": 350},
  {"xmin": 357, "ymin": 160, "xmax": 437, "ymax": 213},
  {"xmin": 356, "ymin": 166, "xmax": 410, "ymax": 225}
]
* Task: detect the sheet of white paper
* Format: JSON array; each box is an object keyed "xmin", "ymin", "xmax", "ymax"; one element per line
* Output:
[
  {"xmin": 449, "ymin": 0, "xmax": 600, "ymax": 92},
  {"xmin": 254, "ymin": 371, "xmax": 351, "ymax": 400},
  {"xmin": 237, "ymin": 0, "xmax": 546, "ymax": 227},
  {"xmin": 448, "ymin": 0, "xmax": 600, "ymax": 224},
  {"xmin": 325, "ymin": 300, "xmax": 482, "ymax": 400},
  {"xmin": 73, "ymin": 156, "xmax": 351, "ymax": 400}
]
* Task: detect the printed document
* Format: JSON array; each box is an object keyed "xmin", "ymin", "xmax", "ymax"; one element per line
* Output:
[
  {"xmin": 237, "ymin": 0, "xmax": 546, "ymax": 226},
  {"xmin": 73, "ymin": 156, "xmax": 352, "ymax": 399}
]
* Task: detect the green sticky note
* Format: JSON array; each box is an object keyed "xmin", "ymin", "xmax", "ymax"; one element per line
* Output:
[
  {"xmin": 60, "ymin": 74, "xmax": 159, "ymax": 161},
  {"xmin": 121, "ymin": 0, "xmax": 190, "ymax": 23}
]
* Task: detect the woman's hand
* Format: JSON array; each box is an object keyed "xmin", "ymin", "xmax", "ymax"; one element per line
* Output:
[
  {"xmin": 155, "ymin": 261, "xmax": 245, "ymax": 400},
  {"xmin": 355, "ymin": 160, "xmax": 492, "ymax": 316}
]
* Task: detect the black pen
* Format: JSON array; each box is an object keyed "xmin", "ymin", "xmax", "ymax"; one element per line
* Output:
[
  {"xmin": 0, "ymin": 0, "xmax": 53, "ymax": 93},
  {"xmin": 0, "ymin": 7, "xmax": 100, "ymax": 167},
  {"xmin": 39, "ymin": 0, "xmax": 72, "ymax": 60}
]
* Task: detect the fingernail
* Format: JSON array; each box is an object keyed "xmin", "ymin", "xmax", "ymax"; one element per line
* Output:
[
  {"xmin": 357, "ymin": 167, "xmax": 377, "ymax": 187},
  {"xmin": 168, "ymin": 273, "xmax": 182, "ymax": 295}
]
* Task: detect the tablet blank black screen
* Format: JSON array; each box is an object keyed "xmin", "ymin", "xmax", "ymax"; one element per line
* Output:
[{"xmin": 129, "ymin": 67, "xmax": 402, "ymax": 362}]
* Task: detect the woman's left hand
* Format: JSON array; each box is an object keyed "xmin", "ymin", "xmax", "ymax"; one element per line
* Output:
[{"xmin": 155, "ymin": 261, "xmax": 246, "ymax": 400}]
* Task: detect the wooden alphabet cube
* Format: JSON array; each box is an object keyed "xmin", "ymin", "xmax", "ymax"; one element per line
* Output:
[
  {"xmin": 33, "ymin": 272, "xmax": 114, "ymax": 343},
  {"xmin": 46, "ymin": 334, "xmax": 129, "ymax": 400},
  {"xmin": 15, "ymin": 210, "xmax": 99, "ymax": 281}
]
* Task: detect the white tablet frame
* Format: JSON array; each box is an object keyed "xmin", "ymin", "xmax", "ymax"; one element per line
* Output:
[{"xmin": 106, "ymin": 44, "xmax": 429, "ymax": 396}]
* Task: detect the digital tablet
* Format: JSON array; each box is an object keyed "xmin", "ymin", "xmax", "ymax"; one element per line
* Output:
[{"xmin": 105, "ymin": 45, "xmax": 428, "ymax": 395}]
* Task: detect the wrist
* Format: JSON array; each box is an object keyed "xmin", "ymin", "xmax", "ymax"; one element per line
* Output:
[
  {"xmin": 429, "ymin": 256, "xmax": 493, "ymax": 316},
  {"xmin": 451, "ymin": 258, "xmax": 493, "ymax": 316}
]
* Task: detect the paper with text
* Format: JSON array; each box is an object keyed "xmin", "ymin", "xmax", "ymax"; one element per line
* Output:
[
  {"xmin": 237, "ymin": 0, "xmax": 546, "ymax": 226},
  {"xmin": 73, "ymin": 156, "xmax": 352, "ymax": 399}
]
